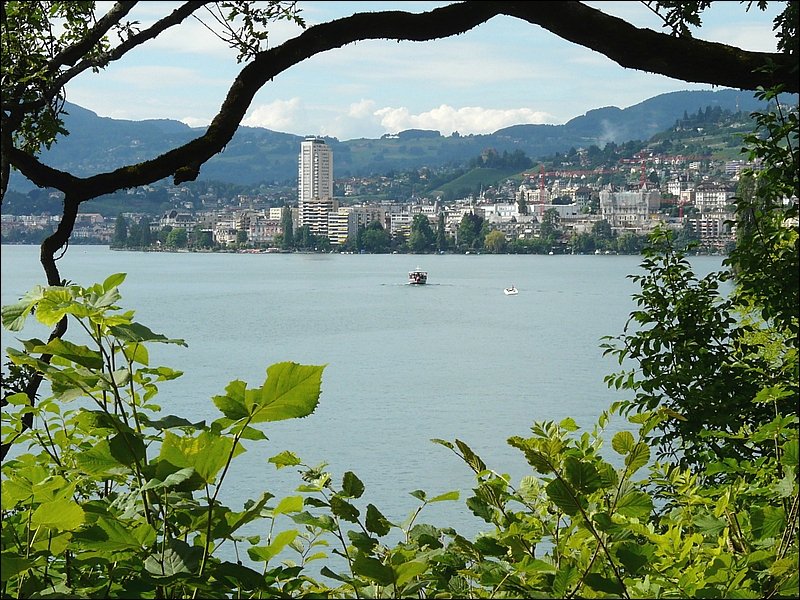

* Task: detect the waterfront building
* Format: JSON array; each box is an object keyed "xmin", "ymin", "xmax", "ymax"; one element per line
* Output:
[
  {"xmin": 599, "ymin": 187, "xmax": 661, "ymax": 233},
  {"xmin": 298, "ymin": 137, "xmax": 336, "ymax": 238},
  {"xmin": 694, "ymin": 182, "xmax": 736, "ymax": 212}
]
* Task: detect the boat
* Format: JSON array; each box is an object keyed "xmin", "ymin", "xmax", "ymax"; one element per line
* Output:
[
  {"xmin": 408, "ymin": 268, "xmax": 427, "ymax": 285},
  {"xmin": 504, "ymin": 285, "xmax": 518, "ymax": 295}
]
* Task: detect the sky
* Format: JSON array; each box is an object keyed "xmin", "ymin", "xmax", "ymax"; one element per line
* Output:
[{"xmin": 64, "ymin": 1, "xmax": 785, "ymax": 141}]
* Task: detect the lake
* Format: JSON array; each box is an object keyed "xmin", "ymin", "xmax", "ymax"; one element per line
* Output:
[{"xmin": 0, "ymin": 245, "xmax": 726, "ymax": 544}]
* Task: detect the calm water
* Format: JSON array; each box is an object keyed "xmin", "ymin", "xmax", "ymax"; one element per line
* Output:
[{"xmin": 1, "ymin": 245, "xmax": 725, "ymax": 543}]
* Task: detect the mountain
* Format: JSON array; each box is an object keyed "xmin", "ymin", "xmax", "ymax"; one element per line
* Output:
[{"xmin": 8, "ymin": 89, "xmax": 791, "ymax": 191}]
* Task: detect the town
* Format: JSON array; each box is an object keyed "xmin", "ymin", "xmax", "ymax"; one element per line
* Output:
[{"xmin": 2, "ymin": 126, "xmax": 760, "ymax": 255}]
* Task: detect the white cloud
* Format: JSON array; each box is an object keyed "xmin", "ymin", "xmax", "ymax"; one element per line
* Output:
[
  {"xmin": 374, "ymin": 104, "xmax": 556, "ymax": 136},
  {"xmin": 181, "ymin": 117, "xmax": 210, "ymax": 128},
  {"xmin": 242, "ymin": 98, "xmax": 305, "ymax": 130}
]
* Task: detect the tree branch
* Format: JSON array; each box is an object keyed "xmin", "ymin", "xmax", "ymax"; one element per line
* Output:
[{"xmin": 11, "ymin": 1, "xmax": 796, "ymax": 198}]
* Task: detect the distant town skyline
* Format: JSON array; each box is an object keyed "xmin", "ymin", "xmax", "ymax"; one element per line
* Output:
[{"xmin": 67, "ymin": 2, "xmax": 784, "ymax": 140}]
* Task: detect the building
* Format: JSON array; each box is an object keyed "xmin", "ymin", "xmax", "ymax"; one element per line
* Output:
[
  {"xmin": 298, "ymin": 137, "xmax": 336, "ymax": 239},
  {"xmin": 598, "ymin": 187, "xmax": 661, "ymax": 233}
]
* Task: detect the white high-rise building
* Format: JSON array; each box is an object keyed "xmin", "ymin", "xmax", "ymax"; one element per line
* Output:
[{"xmin": 298, "ymin": 137, "xmax": 335, "ymax": 238}]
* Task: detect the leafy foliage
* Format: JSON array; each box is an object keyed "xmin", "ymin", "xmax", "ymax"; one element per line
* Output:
[{"xmin": 2, "ymin": 2, "xmax": 798, "ymax": 598}]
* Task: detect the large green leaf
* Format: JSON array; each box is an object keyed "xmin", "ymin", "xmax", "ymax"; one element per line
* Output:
[
  {"xmin": 72, "ymin": 515, "xmax": 149, "ymax": 554},
  {"xmin": 615, "ymin": 489, "xmax": 653, "ymax": 518},
  {"xmin": 247, "ymin": 529, "xmax": 298, "ymax": 563},
  {"xmin": 552, "ymin": 565, "xmax": 579, "ymax": 597},
  {"xmin": 624, "ymin": 441, "xmax": 650, "ymax": 473},
  {"xmin": 247, "ymin": 362, "xmax": 325, "ymax": 423},
  {"xmin": 612, "ymin": 430, "xmax": 636, "ymax": 454},
  {"xmin": 31, "ymin": 499, "xmax": 85, "ymax": 531},
  {"xmin": 329, "ymin": 495, "xmax": 360, "ymax": 523},
  {"xmin": 144, "ymin": 538, "xmax": 202, "ymax": 578},
  {"xmin": 31, "ymin": 287, "xmax": 78, "ymax": 327},
  {"xmin": 38, "ymin": 338, "xmax": 104, "ymax": 370},
  {"xmin": 213, "ymin": 381, "xmax": 250, "ymax": 421},
  {"xmin": 1, "ymin": 286, "xmax": 46, "ymax": 331},
  {"xmin": 352, "ymin": 555, "xmax": 394, "ymax": 586},
  {"xmin": 750, "ymin": 506, "xmax": 785, "ymax": 540},
  {"xmin": 564, "ymin": 456, "xmax": 602, "ymax": 493},
  {"xmin": 455, "ymin": 439, "xmax": 486, "ymax": 473},
  {"xmin": 109, "ymin": 322, "xmax": 186, "ymax": 346},
  {"xmin": 781, "ymin": 438, "xmax": 798, "ymax": 469},
  {"xmin": 269, "ymin": 450, "xmax": 302, "ymax": 469},
  {"xmin": 365, "ymin": 503, "xmax": 393, "ymax": 536},
  {"xmin": 613, "ymin": 541, "xmax": 654, "ymax": 575},
  {"xmin": 545, "ymin": 479, "xmax": 584, "ymax": 516},
  {"xmin": 341, "ymin": 471, "xmax": 365, "ymax": 499},
  {"xmin": 271, "ymin": 495, "xmax": 303, "ymax": 517},
  {"xmin": 395, "ymin": 560, "xmax": 428, "ymax": 587},
  {"xmin": 76, "ymin": 439, "xmax": 131, "ymax": 476},
  {"xmin": 158, "ymin": 430, "xmax": 239, "ymax": 484}
]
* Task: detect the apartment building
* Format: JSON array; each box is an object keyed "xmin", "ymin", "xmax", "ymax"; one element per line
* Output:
[{"xmin": 298, "ymin": 137, "xmax": 336, "ymax": 238}]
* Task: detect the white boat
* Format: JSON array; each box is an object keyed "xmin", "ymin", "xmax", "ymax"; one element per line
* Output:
[
  {"xmin": 408, "ymin": 268, "xmax": 427, "ymax": 285},
  {"xmin": 504, "ymin": 286, "xmax": 518, "ymax": 295}
]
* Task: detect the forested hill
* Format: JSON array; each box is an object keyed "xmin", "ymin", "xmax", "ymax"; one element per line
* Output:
[{"xmin": 7, "ymin": 89, "xmax": 791, "ymax": 190}]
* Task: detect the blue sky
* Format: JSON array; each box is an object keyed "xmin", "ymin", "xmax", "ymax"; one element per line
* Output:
[{"xmin": 66, "ymin": 1, "xmax": 784, "ymax": 140}]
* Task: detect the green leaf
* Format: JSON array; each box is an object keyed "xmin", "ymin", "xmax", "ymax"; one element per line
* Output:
[
  {"xmin": 329, "ymin": 495, "xmax": 360, "ymax": 523},
  {"xmin": 545, "ymin": 479, "xmax": 584, "ymax": 516},
  {"xmin": 429, "ymin": 490, "xmax": 460, "ymax": 503},
  {"xmin": 40, "ymin": 338, "xmax": 105, "ymax": 370},
  {"xmin": 553, "ymin": 565, "xmax": 579, "ymax": 597},
  {"xmin": 108, "ymin": 431, "xmax": 146, "ymax": 467},
  {"xmin": 559, "ymin": 416, "xmax": 579, "ymax": 431},
  {"xmin": 612, "ymin": 430, "xmax": 636, "ymax": 454},
  {"xmin": 102, "ymin": 273, "xmax": 127, "ymax": 291},
  {"xmin": 352, "ymin": 555, "xmax": 394, "ymax": 586},
  {"xmin": 73, "ymin": 515, "xmax": 147, "ymax": 553},
  {"xmin": 269, "ymin": 450, "xmax": 302, "ymax": 469},
  {"xmin": 320, "ymin": 566, "xmax": 352, "ymax": 583},
  {"xmin": 430, "ymin": 438, "xmax": 454, "ymax": 450},
  {"xmin": 247, "ymin": 362, "xmax": 326, "ymax": 423},
  {"xmin": 31, "ymin": 499, "xmax": 85, "ymax": 531},
  {"xmin": 781, "ymin": 438, "xmax": 798, "ymax": 469},
  {"xmin": 272, "ymin": 495, "xmax": 303, "ymax": 517},
  {"xmin": 455, "ymin": 439, "xmax": 486, "ymax": 473},
  {"xmin": 564, "ymin": 456, "xmax": 602, "ymax": 493},
  {"xmin": 144, "ymin": 538, "xmax": 201, "ymax": 578},
  {"xmin": 213, "ymin": 387, "xmax": 250, "ymax": 421},
  {"xmin": 109, "ymin": 322, "xmax": 186, "ymax": 346},
  {"xmin": 158, "ymin": 430, "xmax": 239, "ymax": 485},
  {"xmin": 365, "ymin": 504, "xmax": 393, "ymax": 536},
  {"xmin": 291, "ymin": 511, "xmax": 336, "ymax": 532},
  {"xmin": 247, "ymin": 530, "xmax": 298, "ymax": 563},
  {"xmin": 1, "ymin": 287, "xmax": 45, "ymax": 331},
  {"xmin": 585, "ymin": 573, "xmax": 624, "ymax": 595},
  {"xmin": 223, "ymin": 491, "xmax": 274, "ymax": 537},
  {"xmin": 624, "ymin": 441, "xmax": 650, "ymax": 473},
  {"xmin": 341, "ymin": 471, "xmax": 365, "ymax": 499},
  {"xmin": 209, "ymin": 561, "xmax": 266, "ymax": 590},
  {"xmin": 76, "ymin": 439, "xmax": 130, "ymax": 476},
  {"xmin": 508, "ymin": 436, "xmax": 553, "ymax": 473},
  {"xmin": 615, "ymin": 489, "xmax": 653, "ymax": 518},
  {"xmin": 347, "ymin": 530, "xmax": 378, "ymax": 553},
  {"xmin": 751, "ymin": 506, "xmax": 785, "ymax": 540},
  {"xmin": 395, "ymin": 560, "xmax": 428, "ymax": 587},
  {"xmin": 613, "ymin": 542, "xmax": 653, "ymax": 575},
  {"xmin": 693, "ymin": 513, "xmax": 727, "ymax": 536}
]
